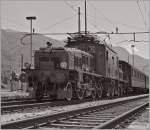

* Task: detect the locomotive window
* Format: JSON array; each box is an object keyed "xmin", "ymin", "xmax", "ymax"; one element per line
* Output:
[
  {"xmin": 82, "ymin": 56, "xmax": 85, "ymax": 64},
  {"xmin": 82, "ymin": 55, "xmax": 88, "ymax": 65},
  {"xmin": 86, "ymin": 57, "xmax": 88, "ymax": 65},
  {"xmin": 51, "ymin": 57, "xmax": 60, "ymax": 68},
  {"xmin": 90, "ymin": 58, "xmax": 94, "ymax": 67},
  {"xmin": 39, "ymin": 57, "xmax": 49, "ymax": 61},
  {"xmin": 74, "ymin": 56, "xmax": 82, "ymax": 67}
]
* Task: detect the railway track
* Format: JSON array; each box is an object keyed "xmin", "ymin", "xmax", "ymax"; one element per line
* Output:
[
  {"xmin": 1, "ymin": 94, "xmax": 148, "ymax": 129},
  {"xmin": 1, "ymin": 94, "xmax": 137, "ymax": 114},
  {"xmin": 1, "ymin": 98, "xmax": 100, "ymax": 114},
  {"xmin": 1, "ymin": 98, "xmax": 52, "ymax": 106}
]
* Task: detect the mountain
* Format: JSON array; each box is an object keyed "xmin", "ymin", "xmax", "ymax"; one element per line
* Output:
[{"xmin": 1, "ymin": 29, "xmax": 149, "ymax": 84}]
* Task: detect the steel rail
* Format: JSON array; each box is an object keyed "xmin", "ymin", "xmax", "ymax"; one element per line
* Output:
[
  {"xmin": 93, "ymin": 102, "xmax": 148, "ymax": 129},
  {"xmin": 1, "ymin": 99, "xmax": 52, "ymax": 106}
]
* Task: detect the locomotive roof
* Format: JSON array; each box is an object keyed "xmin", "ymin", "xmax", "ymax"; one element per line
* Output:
[
  {"xmin": 66, "ymin": 32, "xmax": 117, "ymax": 54},
  {"xmin": 65, "ymin": 47, "xmax": 92, "ymax": 56},
  {"xmin": 38, "ymin": 46, "xmax": 92, "ymax": 57}
]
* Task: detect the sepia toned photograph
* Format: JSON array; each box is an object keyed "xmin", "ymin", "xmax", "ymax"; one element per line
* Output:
[{"xmin": 1, "ymin": 0, "xmax": 149, "ymax": 129}]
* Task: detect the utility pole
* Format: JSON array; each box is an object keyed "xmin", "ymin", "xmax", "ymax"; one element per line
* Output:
[
  {"xmin": 85, "ymin": 0, "xmax": 87, "ymax": 34},
  {"xmin": 20, "ymin": 54, "xmax": 24, "ymax": 90},
  {"xmin": 131, "ymin": 44, "xmax": 135, "ymax": 67},
  {"xmin": 26, "ymin": 16, "xmax": 36, "ymax": 67},
  {"xmin": 131, "ymin": 33, "xmax": 136, "ymax": 67},
  {"xmin": 21, "ymin": 54, "xmax": 23, "ymax": 69},
  {"xmin": 78, "ymin": 7, "xmax": 81, "ymax": 33}
]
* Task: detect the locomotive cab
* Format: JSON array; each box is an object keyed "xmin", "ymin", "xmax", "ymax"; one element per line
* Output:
[{"xmin": 34, "ymin": 47, "xmax": 68, "ymax": 70}]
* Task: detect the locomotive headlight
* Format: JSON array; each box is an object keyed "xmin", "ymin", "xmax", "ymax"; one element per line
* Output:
[{"xmin": 60, "ymin": 61, "xmax": 67, "ymax": 69}]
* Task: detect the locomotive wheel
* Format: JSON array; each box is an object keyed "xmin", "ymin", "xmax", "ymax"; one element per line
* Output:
[
  {"xmin": 97, "ymin": 81, "xmax": 103, "ymax": 99},
  {"xmin": 110, "ymin": 81, "xmax": 115, "ymax": 97},
  {"xmin": 76, "ymin": 87, "xmax": 84, "ymax": 100},
  {"xmin": 36, "ymin": 82, "xmax": 44, "ymax": 101},
  {"xmin": 65, "ymin": 82, "xmax": 73, "ymax": 101},
  {"xmin": 107, "ymin": 87, "xmax": 111, "ymax": 97},
  {"xmin": 114, "ymin": 87, "xmax": 119, "ymax": 97},
  {"xmin": 107, "ymin": 83, "xmax": 112, "ymax": 98}
]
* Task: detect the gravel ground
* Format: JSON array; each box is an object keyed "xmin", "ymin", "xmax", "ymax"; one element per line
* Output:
[
  {"xmin": 127, "ymin": 107, "xmax": 149, "ymax": 129},
  {"xmin": 1, "ymin": 94, "xmax": 147, "ymax": 125}
]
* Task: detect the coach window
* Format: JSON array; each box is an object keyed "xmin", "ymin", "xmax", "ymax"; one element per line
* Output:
[
  {"xmin": 133, "ymin": 70, "xmax": 135, "ymax": 77},
  {"xmin": 106, "ymin": 51, "xmax": 108, "ymax": 60},
  {"xmin": 119, "ymin": 64, "xmax": 122, "ymax": 69},
  {"xmin": 112, "ymin": 57, "xmax": 114, "ymax": 64},
  {"xmin": 74, "ymin": 56, "xmax": 78, "ymax": 66}
]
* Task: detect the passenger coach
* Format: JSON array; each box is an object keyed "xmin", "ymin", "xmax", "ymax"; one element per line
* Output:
[{"xmin": 119, "ymin": 60, "xmax": 149, "ymax": 94}]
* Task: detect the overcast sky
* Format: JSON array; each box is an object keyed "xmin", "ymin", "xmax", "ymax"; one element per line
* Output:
[{"xmin": 1, "ymin": 0, "xmax": 149, "ymax": 58}]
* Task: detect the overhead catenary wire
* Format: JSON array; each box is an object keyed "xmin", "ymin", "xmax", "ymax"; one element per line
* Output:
[
  {"xmin": 64, "ymin": 1, "xmax": 78, "ymax": 13},
  {"xmin": 136, "ymin": 0, "xmax": 147, "ymax": 29},
  {"xmin": 40, "ymin": 14, "xmax": 76, "ymax": 32},
  {"xmin": 140, "ymin": 0, "xmax": 148, "ymax": 15},
  {"xmin": 87, "ymin": 1, "xmax": 131, "ymax": 46},
  {"xmin": 87, "ymin": 2, "xmax": 115, "ymax": 28}
]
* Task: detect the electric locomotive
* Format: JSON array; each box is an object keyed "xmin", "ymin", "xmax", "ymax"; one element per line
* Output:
[{"xmin": 21, "ymin": 42, "xmax": 104, "ymax": 100}]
